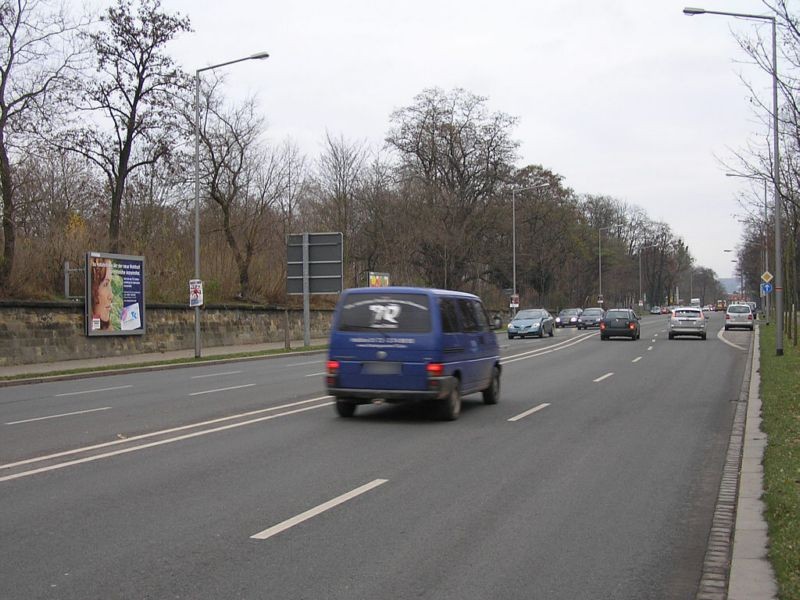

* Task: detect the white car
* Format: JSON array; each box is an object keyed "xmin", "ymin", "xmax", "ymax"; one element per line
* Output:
[{"xmin": 725, "ymin": 304, "xmax": 754, "ymax": 331}]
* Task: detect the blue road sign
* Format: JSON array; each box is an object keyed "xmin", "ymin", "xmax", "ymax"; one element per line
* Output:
[{"xmin": 761, "ymin": 282, "xmax": 773, "ymax": 294}]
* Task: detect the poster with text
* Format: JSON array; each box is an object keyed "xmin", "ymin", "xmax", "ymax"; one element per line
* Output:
[{"xmin": 85, "ymin": 252, "xmax": 146, "ymax": 336}]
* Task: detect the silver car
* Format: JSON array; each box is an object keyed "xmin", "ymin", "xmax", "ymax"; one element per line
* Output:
[
  {"xmin": 669, "ymin": 307, "xmax": 707, "ymax": 340},
  {"xmin": 725, "ymin": 304, "xmax": 754, "ymax": 331}
]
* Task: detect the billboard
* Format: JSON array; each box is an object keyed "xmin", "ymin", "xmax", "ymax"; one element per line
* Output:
[
  {"xmin": 85, "ymin": 252, "xmax": 146, "ymax": 336},
  {"xmin": 369, "ymin": 272, "xmax": 390, "ymax": 287}
]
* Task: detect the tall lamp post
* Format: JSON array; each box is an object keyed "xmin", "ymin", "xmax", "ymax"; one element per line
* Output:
[
  {"xmin": 638, "ymin": 244, "xmax": 657, "ymax": 308},
  {"xmin": 194, "ymin": 51, "xmax": 270, "ymax": 358},
  {"xmin": 684, "ymin": 6, "xmax": 783, "ymax": 355},
  {"xmin": 726, "ymin": 172, "xmax": 770, "ymax": 320},
  {"xmin": 598, "ymin": 224, "xmax": 622, "ymax": 305},
  {"xmin": 511, "ymin": 182, "xmax": 549, "ymax": 315}
]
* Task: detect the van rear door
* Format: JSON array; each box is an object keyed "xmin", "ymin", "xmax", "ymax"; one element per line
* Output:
[{"xmin": 330, "ymin": 291, "xmax": 436, "ymax": 391}]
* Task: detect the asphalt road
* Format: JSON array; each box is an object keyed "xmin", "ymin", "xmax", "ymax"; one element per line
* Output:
[{"xmin": 0, "ymin": 313, "xmax": 750, "ymax": 599}]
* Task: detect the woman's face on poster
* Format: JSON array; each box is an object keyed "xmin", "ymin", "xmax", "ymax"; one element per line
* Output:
[{"xmin": 95, "ymin": 268, "xmax": 113, "ymax": 322}]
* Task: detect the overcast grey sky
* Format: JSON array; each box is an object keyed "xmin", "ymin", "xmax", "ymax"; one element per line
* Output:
[{"xmin": 159, "ymin": 0, "xmax": 778, "ymax": 279}]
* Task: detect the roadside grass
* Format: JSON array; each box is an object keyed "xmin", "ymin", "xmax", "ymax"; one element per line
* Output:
[
  {"xmin": 760, "ymin": 322, "xmax": 800, "ymax": 599},
  {"xmin": 0, "ymin": 345, "xmax": 328, "ymax": 382}
]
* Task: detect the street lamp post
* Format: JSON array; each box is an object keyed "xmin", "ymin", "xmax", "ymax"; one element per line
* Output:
[
  {"xmin": 684, "ymin": 6, "xmax": 783, "ymax": 355},
  {"xmin": 598, "ymin": 224, "xmax": 622, "ymax": 305},
  {"xmin": 193, "ymin": 51, "xmax": 270, "ymax": 358},
  {"xmin": 511, "ymin": 182, "xmax": 549, "ymax": 315}
]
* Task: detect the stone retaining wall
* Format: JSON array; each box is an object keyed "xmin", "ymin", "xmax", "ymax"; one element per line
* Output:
[{"xmin": 0, "ymin": 300, "xmax": 333, "ymax": 366}]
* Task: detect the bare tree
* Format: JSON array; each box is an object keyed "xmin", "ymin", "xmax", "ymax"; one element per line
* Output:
[
  {"xmin": 0, "ymin": 0, "xmax": 87, "ymax": 291},
  {"xmin": 65, "ymin": 0, "xmax": 190, "ymax": 253},
  {"xmin": 386, "ymin": 87, "xmax": 518, "ymax": 289}
]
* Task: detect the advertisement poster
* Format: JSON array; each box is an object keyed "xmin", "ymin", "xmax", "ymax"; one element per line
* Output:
[
  {"xmin": 369, "ymin": 272, "xmax": 390, "ymax": 287},
  {"xmin": 85, "ymin": 252, "xmax": 146, "ymax": 336}
]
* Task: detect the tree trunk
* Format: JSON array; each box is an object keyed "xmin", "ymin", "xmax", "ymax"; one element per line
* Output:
[{"xmin": 0, "ymin": 131, "xmax": 15, "ymax": 290}]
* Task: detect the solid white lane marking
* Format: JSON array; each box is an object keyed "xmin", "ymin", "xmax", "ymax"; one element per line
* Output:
[
  {"xmin": 508, "ymin": 403, "xmax": 550, "ymax": 422},
  {"xmin": 632, "ymin": 357, "xmax": 642, "ymax": 363},
  {"xmin": 191, "ymin": 370, "xmax": 242, "ymax": 379},
  {"xmin": 304, "ymin": 372, "xmax": 326, "ymax": 377},
  {"xmin": 189, "ymin": 384, "xmax": 255, "ymax": 396},
  {"xmin": 647, "ymin": 346, "xmax": 654, "ymax": 351},
  {"xmin": 0, "ymin": 400, "xmax": 334, "ymax": 482},
  {"xmin": 594, "ymin": 372, "xmax": 614, "ymax": 383},
  {"xmin": 5, "ymin": 407, "xmax": 112, "ymax": 425},
  {"xmin": 503, "ymin": 332, "xmax": 595, "ymax": 365},
  {"xmin": 717, "ymin": 327, "xmax": 746, "ymax": 350},
  {"xmin": 250, "ymin": 479, "xmax": 388, "ymax": 540},
  {"xmin": 0, "ymin": 396, "xmax": 333, "ymax": 472},
  {"xmin": 55, "ymin": 385, "xmax": 132, "ymax": 397}
]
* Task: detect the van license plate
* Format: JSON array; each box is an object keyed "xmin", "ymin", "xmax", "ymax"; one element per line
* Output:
[{"xmin": 362, "ymin": 362, "xmax": 401, "ymax": 375}]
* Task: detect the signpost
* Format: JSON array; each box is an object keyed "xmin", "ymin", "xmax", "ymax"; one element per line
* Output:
[{"xmin": 287, "ymin": 232, "xmax": 343, "ymax": 345}]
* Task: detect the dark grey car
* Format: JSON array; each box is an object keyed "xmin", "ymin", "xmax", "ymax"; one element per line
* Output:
[{"xmin": 577, "ymin": 307, "xmax": 605, "ymax": 329}]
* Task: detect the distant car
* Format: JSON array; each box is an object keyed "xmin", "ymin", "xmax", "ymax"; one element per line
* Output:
[
  {"xmin": 577, "ymin": 307, "xmax": 605, "ymax": 329},
  {"xmin": 669, "ymin": 307, "xmax": 707, "ymax": 340},
  {"xmin": 508, "ymin": 309, "xmax": 554, "ymax": 339},
  {"xmin": 555, "ymin": 308, "xmax": 582, "ymax": 328},
  {"xmin": 600, "ymin": 308, "xmax": 641, "ymax": 340},
  {"xmin": 649, "ymin": 306, "xmax": 661, "ymax": 315},
  {"xmin": 747, "ymin": 301, "xmax": 758, "ymax": 315},
  {"xmin": 661, "ymin": 306, "xmax": 670, "ymax": 314},
  {"xmin": 725, "ymin": 304, "xmax": 754, "ymax": 331}
]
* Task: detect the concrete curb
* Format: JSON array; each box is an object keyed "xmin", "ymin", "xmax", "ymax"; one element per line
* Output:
[
  {"xmin": 728, "ymin": 327, "xmax": 778, "ymax": 600},
  {"xmin": 695, "ymin": 325, "xmax": 778, "ymax": 600}
]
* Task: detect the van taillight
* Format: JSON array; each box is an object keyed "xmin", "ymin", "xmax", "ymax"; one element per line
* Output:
[
  {"xmin": 426, "ymin": 363, "xmax": 444, "ymax": 377},
  {"xmin": 748, "ymin": 314, "xmax": 754, "ymax": 320},
  {"xmin": 629, "ymin": 322, "xmax": 635, "ymax": 330},
  {"xmin": 326, "ymin": 360, "xmax": 339, "ymax": 387}
]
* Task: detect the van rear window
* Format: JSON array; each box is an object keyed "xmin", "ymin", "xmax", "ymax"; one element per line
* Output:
[{"xmin": 337, "ymin": 293, "xmax": 431, "ymax": 332}]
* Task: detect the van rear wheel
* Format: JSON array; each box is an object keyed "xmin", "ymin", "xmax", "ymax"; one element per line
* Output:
[
  {"xmin": 438, "ymin": 383, "xmax": 461, "ymax": 421},
  {"xmin": 335, "ymin": 399, "xmax": 356, "ymax": 418},
  {"xmin": 482, "ymin": 367, "xmax": 500, "ymax": 405}
]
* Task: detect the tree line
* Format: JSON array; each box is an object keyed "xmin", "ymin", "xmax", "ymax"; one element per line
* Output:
[{"xmin": 2, "ymin": 0, "xmax": 739, "ymax": 312}]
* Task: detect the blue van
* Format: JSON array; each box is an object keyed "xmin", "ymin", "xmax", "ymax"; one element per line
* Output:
[{"xmin": 325, "ymin": 287, "xmax": 501, "ymax": 420}]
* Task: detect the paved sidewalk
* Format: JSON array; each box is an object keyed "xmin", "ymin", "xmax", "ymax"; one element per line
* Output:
[{"xmin": 0, "ymin": 338, "xmax": 329, "ymax": 381}]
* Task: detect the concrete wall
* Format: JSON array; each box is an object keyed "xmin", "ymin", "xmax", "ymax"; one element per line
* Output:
[{"xmin": 0, "ymin": 300, "xmax": 333, "ymax": 366}]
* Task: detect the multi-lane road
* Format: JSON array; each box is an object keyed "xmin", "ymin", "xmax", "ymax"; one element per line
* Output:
[{"xmin": 0, "ymin": 312, "xmax": 751, "ymax": 599}]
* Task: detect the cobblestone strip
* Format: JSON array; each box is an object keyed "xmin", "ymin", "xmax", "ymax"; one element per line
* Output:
[{"xmin": 695, "ymin": 333, "xmax": 752, "ymax": 600}]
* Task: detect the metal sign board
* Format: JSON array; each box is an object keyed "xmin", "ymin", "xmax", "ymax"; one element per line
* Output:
[
  {"xmin": 189, "ymin": 279, "xmax": 204, "ymax": 307},
  {"xmin": 761, "ymin": 271, "xmax": 773, "ymax": 283},
  {"xmin": 761, "ymin": 282, "xmax": 773, "ymax": 294},
  {"xmin": 287, "ymin": 232, "xmax": 343, "ymax": 295}
]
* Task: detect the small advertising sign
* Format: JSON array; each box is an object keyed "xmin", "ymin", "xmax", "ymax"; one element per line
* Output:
[
  {"xmin": 85, "ymin": 252, "xmax": 146, "ymax": 336},
  {"xmin": 369, "ymin": 272, "xmax": 390, "ymax": 287},
  {"xmin": 189, "ymin": 279, "xmax": 204, "ymax": 307}
]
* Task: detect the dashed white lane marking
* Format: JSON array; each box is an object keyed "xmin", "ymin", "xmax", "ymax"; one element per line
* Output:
[
  {"xmin": 647, "ymin": 346, "xmax": 654, "ymax": 351},
  {"xmin": 594, "ymin": 372, "xmax": 614, "ymax": 383},
  {"xmin": 250, "ymin": 479, "xmax": 389, "ymax": 540},
  {"xmin": 286, "ymin": 360, "xmax": 323, "ymax": 367},
  {"xmin": 189, "ymin": 384, "xmax": 255, "ymax": 396},
  {"xmin": 304, "ymin": 372, "xmax": 327, "ymax": 377},
  {"xmin": 191, "ymin": 370, "xmax": 242, "ymax": 379},
  {"xmin": 6, "ymin": 407, "xmax": 112, "ymax": 425},
  {"xmin": 632, "ymin": 357, "xmax": 642, "ymax": 363},
  {"xmin": 55, "ymin": 385, "xmax": 132, "ymax": 397},
  {"xmin": 508, "ymin": 403, "xmax": 551, "ymax": 422}
]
